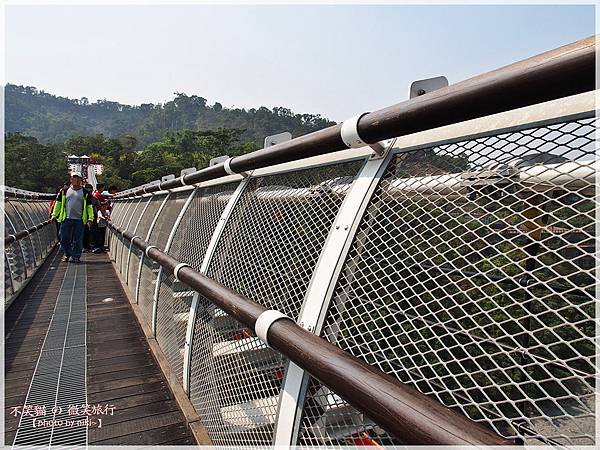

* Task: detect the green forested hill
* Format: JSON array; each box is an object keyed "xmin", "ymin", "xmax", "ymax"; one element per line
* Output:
[
  {"xmin": 5, "ymin": 84, "xmax": 335, "ymax": 147},
  {"xmin": 4, "ymin": 84, "xmax": 336, "ymax": 192}
]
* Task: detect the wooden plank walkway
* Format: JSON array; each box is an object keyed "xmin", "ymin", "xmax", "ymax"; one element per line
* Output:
[
  {"xmin": 5, "ymin": 248, "xmax": 65, "ymax": 445},
  {"xmin": 4, "ymin": 249, "xmax": 196, "ymax": 446},
  {"xmin": 85, "ymin": 251, "xmax": 196, "ymax": 445}
]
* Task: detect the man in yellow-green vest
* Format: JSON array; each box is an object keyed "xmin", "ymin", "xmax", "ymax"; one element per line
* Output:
[{"xmin": 52, "ymin": 172, "xmax": 94, "ymax": 263}]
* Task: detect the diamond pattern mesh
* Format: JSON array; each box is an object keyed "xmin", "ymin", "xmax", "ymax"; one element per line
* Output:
[
  {"xmin": 137, "ymin": 195, "xmax": 167, "ymax": 241},
  {"xmin": 147, "ymin": 191, "xmax": 194, "ymax": 247},
  {"xmin": 155, "ymin": 277, "xmax": 193, "ymax": 383},
  {"xmin": 28, "ymin": 201, "xmax": 49, "ymax": 253},
  {"xmin": 297, "ymin": 117, "xmax": 597, "ymax": 446},
  {"xmin": 29, "ymin": 201, "xmax": 53, "ymax": 251},
  {"xmin": 126, "ymin": 197, "xmax": 148, "ymax": 232},
  {"xmin": 126, "ymin": 194, "xmax": 166, "ymax": 293},
  {"xmin": 5, "ymin": 200, "xmax": 37, "ymax": 273},
  {"xmin": 107, "ymin": 201, "xmax": 119, "ymax": 254},
  {"xmin": 207, "ymin": 161, "xmax": 363, "ymax": 319},
  {"xmin": 105, "ymin": 200, "xmax": 119, "ymax": 251},
  {"xmin": 168, "ymin": 183, "xmax": 239, "ymax": 270},
  {"xmin": 189, "ymin": 295, "xmax": 284, "ymax": 445},
  {"xmin": 3, "ymin": 205, "xmax": 26, "ymax": 295},
  {"xmin": 138, "ymin": 191, "xmax": 193, "ymax": 327},
  {"xmin": 13, "ymin": 201, "xmax": 42, "ymax": 263},
  {"xmin": 3, "ymin": 199, "xmax": 56, "ymax": 307},
  {"xmin": 120, "ymin": 197, "xmax": 151, "ymax": 276},
  {"xmin": 155, "ymin": 183, "xmax": 238, "ymax": 385},
  {"xmin": 128, "ymin": 245, "xmax": 144, "ymax": 302},
  {"xmin": 5, "ymin": 254, "xmax": 14, "ymax": 299},
  {"xmin": 113, "ymin": 235, "xmax": 126, "ymax": 273},
  {"xmin": 115, "ymin": 199, "xmax": 134, "ymax": 227},
  {"xmin": 110, "ymin": 200, "xmax": 124, "ymax": 221},
  {"xmin": 28, "ymin": 201, "xmax": 44, "ymax": 223},
  {"xmin": 28, "ymin": 201, "xmax": 48, "ymax": 259},
  {"xmin": 189, "ymin": 161, "xmax": 363, "ymax": 445},
  {"xmin": 109, "ymin": 199, "xmax": 132, "ymax": 262},
  {"xmin": 116, "ymin": 197, "xmax": 145, "ymax": 273},
  {"xmin": 107, "ymin": 199, "xmax": 122, "ymax": 278},
  {"xmin": 107, "ymin": 199, "xmax": 125, "ymax": 234}
]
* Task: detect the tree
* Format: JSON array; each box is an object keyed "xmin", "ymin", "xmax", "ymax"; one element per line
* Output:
[
  {"xmin": 4, "ymin": 83, "xmax": 339, "ymax": 192},
  {"xmin": 4, "ymin": 83, "xmax": 336, "ymax": 147},
  {"xmin": 5, "ymin": 133, "xmax": 68, "ymax": 192}
]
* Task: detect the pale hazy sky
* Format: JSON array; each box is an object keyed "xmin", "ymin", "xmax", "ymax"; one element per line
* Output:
[{"xmin": 5, "ymin": 4, "xmax": 595, "ymax": 121}]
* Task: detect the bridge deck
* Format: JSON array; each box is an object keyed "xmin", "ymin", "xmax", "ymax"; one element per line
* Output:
[{"xmin": 4, "ymin": 248, "xmax": 195, "ymax": 446}]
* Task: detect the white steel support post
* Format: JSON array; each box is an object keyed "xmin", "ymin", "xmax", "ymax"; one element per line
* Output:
[
  {"xmin": 39, "ymin": 201, "xmax": 52, "ymax": 252},
  {"xmin": 199, "ymin": 177, "xmax": 251, "ymax": 274},
  {"xmin": 5, "ymin": 214, "xmax": 29, "ymax": 279},
  {"xmin": 115, "ymin": 201, "xmax": 129, "ymax": 271},
  {"xmin": 119, "ymin": 197, "xmax": 144, "ymax": 274},
  {"xmin": 117, "ymin": 198, "xmax": 136, "ymax": 228},
  {"xmin": 271, "ymin": 91, "xmax": 597, "ymax": 445},
  {"xmin": 29, "ymin": 202, "xmax": 47, "ymax": 258},
  {"xmin": 118, "ymin": 197, "xmax": 144, "ymax": 273},
  {"xmin": 106, "ymin": 201, "xmax": 120, "ymax": 251},
  {"xmin": 11, "ymin": 202, "xmax": 38, "ymax": 266},
  {"xmin": 109, "ymin": 201, "xmax": 123, "ymax": 255},
  {"xmin": 6, "ymin": 252, "xmax": 15, "ymax": 295},
  {"xmin": 182, "ymin": 175, "xmax": 251, "ymax": 394},
  {"xmin": 124, "ymin": 196, "xmax": 153, "ymax": 284},
  {"xmin": 273, "ymin": 144, "xmax": 395, "ymax": 445},
  {"xmin": 151, "ymin": 188, "xmax": 198, "ymax": 335},
  {"xmin": 111, "ymin": 199, "xmax": 135, "ymax": 260},
  {"xmin": 135, "ymin": 194, "xmax": 171, "ymax": 303},
  {"xmin": 2, "ymin": 204, "xmax": 17, "ymax": 293},
  {"xmin": 29, "ymin": 202, "xmax": 47, "ymax": 252},
  {"xmin": 182, "ymin": 293, "xmax": 200, "ymax": 394},
  {"xmin": 20, "ymin": 202, "xmax": 43, "ymax": 264}
]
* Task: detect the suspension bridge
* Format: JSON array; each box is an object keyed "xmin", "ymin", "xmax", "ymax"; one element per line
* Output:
[{"xmin": 3, "ymin": 36, "xmax": 596, "ymax": 447}]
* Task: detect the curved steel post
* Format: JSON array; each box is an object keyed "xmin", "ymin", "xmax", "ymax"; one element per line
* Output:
[
  {"xmin": 135, "ymin": 193, "xmax": 171, "ymax": 303},
  {"xmin": 151, "ymin": 188, "xmax": 197, "ymax": 335},
  {"xmin": 182, "ymin": 176, "xmax": 251, "ymax": 394}
]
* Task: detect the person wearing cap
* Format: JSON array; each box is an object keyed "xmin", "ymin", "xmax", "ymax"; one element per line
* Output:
[{"xmin": 51, "ymin": 172, "xmax": 94, "ymax": 263}]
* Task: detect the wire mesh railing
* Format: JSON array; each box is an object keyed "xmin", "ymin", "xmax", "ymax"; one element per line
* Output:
[
  {"xmin": 105, "ymin": 87, "xmax": 597, "ymax": 447},
  {"xmin": 3, "ymin": 188, "xmax": 58, "ymax": 309},
  {"xmin": 5, "ymin": 36, "xmax": 595, "ymax": 447},
  {"xmin": 297, "ymin": 116, "xmax": 597, "ymax": 447}
]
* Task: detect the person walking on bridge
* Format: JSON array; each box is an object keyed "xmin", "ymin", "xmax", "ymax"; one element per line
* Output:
[
  {"xmin": 83, "ymin": 183, "xmax": 100, "ymax": 252},
  {"xmin": 52, "ymin": 172, "xmax": 94, "ymax": 263}
]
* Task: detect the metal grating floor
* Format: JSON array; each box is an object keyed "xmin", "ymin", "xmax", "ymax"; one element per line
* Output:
[{"xmin": 12, "ymin": 258, "xmax": 88, "ymax": 447}]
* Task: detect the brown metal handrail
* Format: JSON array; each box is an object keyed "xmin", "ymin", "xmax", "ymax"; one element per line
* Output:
[
  {"xmin": 109, "ymin": 222, "xmax": 512, "ymax": 446},
  {"xmin": 2, "ymin": 189, "xmax": 55, "ymax": 201},
  {"xmin": 116, "ymin": 35, "xmax": 595, "ymax": 199},
  {"xmin": 5, "ymin": 219, "xmax": 53, "ymax": 246}
]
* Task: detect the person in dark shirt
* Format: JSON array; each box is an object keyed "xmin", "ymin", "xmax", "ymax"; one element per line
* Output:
[{"xmin": 84, "ymin": 183, "xmax": 100, "ymax": 252}]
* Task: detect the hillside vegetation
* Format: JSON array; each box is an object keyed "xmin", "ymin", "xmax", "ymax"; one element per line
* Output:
[
  {"xmin": 5, "ymin": 84, "xmax": 336, "ymax": 192},
  {"xmin": 6, "ymin": 84, "xmax": 334, "ymax": 146}
]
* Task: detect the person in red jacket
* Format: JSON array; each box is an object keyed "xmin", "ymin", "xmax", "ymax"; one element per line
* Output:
[{"xmin": 93, "ymin": 183, "xmax": 106, "ymax": 202}]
